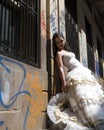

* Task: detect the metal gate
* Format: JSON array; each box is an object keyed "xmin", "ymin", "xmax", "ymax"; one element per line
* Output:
[{"xmin": 0, "ymin": 0, "xmax": 40, "ymax": 67}]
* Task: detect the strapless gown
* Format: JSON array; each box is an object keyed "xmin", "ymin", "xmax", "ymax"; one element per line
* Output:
[{"xmin": 47, "ymin": 52, "xmax": 104, "ymax": 130}]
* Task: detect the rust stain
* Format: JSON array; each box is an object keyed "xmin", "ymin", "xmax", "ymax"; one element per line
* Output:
[
  {"xmin": 41, "ymin": 10, "xmax": 46, "ymax": 39},
  {"xmin": 25, "ymin": 71, "xmax": 44, "ymax": 129}
]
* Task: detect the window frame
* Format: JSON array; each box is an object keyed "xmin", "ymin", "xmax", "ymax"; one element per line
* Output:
[{"xmin": 0, "ymin": 0, "xmax": 40, "ymax": 68}]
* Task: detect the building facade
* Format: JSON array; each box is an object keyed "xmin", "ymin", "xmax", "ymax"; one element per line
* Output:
[{"xmin": 0, "ymin": 0, "xmax": 104, "ymax": 130}]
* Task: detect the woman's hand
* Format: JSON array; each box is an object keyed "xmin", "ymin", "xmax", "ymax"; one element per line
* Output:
[{"xmin": 61, "ymin": 83, "xmax": 68, "ymax": 92}]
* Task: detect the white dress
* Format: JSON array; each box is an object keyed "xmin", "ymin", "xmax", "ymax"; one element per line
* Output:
[{"xmin": 47, "ymin": 52, "xmax": 104, "ymax": 130}]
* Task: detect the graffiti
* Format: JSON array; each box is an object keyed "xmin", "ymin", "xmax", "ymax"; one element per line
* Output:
[
  {"xmin": 41, "ymin": 10, "xmax": 46, "ymax": 39},
  {"xmin": 0, "ymin": 56, "xmax": 31, "ymax": 130},
  {"xmin": 60, "ymin": 11, "xmax": 65, "ymax": 33},
  {"xmin": 0, "ymin": 56, "xmax": 46, "ymax": 130},
  {"xmin": 50, "ymin": 0, "xmax": 58, "ymax": 34},
  {"xmin": 0, "ymin": 56, "xmax": 31, "ymax": 107},
  {"xmin": 94, "ymin": 49, "xmax": 100, "ymax": 76},
  {"xmin": 0, "ymin": 121, "xmax": 4, "ymax": 126},
  {"xmin": 79, "ymin": 29, "xmax": 88, "ymax": 67},
  {"xmin": 50, "ymin": 14, "xmax": 57, "ymax": 33}
]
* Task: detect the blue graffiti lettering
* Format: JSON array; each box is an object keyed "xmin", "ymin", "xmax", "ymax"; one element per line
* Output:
[{"xmin": 0, "ymin": 56, "xmax": 31, "ymax": 130}]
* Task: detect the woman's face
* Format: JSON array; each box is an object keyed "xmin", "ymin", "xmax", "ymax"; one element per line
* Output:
[{"xmin": 55, "ymin": 36, "xmax": 65, "ymax": 50}]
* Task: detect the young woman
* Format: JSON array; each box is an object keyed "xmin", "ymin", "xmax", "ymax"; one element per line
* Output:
[{"xmin": 47, "ymin": 32, "xmax": 104, "ymax": 130}]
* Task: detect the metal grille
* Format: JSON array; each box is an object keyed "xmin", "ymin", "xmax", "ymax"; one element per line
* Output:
[
  {"xmin": 65, "ymin": 13, "xmax": 79, "ymax": 60},
  {"xmin": 0, "ymin": 0, "xmax": 40, "ymax": 67}
]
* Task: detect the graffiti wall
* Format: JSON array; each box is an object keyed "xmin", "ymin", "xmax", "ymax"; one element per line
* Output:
[
  {"xmin": 50, "ymin": 0, "xmax": 58, "ymax": 38},
  {"xmin": 79, "ymin": 29, "xmax": 88, "ymax": 67},
  {"xmin": 0, "ymin": 55, "xmax": 48, "ymax": 130}
]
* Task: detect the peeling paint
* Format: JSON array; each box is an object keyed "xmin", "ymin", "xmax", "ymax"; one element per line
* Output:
[{"xmin": 0, "ymin": 56, "xmax": 47, "ymax": 130}]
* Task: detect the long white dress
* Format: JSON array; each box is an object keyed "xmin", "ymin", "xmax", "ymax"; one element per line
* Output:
[{"xmin": 47, "ymin": 52, "xmax": 104, "ymax": 130}]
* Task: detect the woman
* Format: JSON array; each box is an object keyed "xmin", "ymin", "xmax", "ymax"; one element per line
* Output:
[{"xmin": 47, "ymin": 32, "xmax": 104, "ymax": 130}]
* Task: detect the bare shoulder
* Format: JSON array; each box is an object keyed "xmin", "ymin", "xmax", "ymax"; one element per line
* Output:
[
  {"xmin": 57, "ymin": 50, "xmax": 67, "ymax": 56},
  {"xmin": 56, "ymin": 50, "xmax": 75, "ymax": 59},
  {"xmin": 56, "ymin": 50, "xmax": 63, "ymax": 57}
]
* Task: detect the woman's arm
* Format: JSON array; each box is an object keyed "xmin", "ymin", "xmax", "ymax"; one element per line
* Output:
[{"xmin": 56, "ymin": 51, "xmax": 67, "ymax": 92}]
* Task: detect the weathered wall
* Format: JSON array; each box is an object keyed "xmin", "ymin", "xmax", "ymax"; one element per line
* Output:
[
  {"xmin": 41, "ymin": 0, "xmax": 47, "ymax": 71},
  {"xmin": 77, "ymin": 0, "xmax": 104, "ymax": 84},
  {"xmin": 0, "ymin": 1, "xmax": 49, "ymax": 130},
  {"xmin": 40, "ymin": 0, "xmax": 48, "ymax": 129},
  {"xmin": 0, "ymin": 55, "xmax": 48, "ymax": 130},
  {"xmin": 46, "ymin": 0, "xmax": 66, "ymax": 95},
  {"xmin": 77, "ymin": 0, "xmax": 104, "ymax": 67}
]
